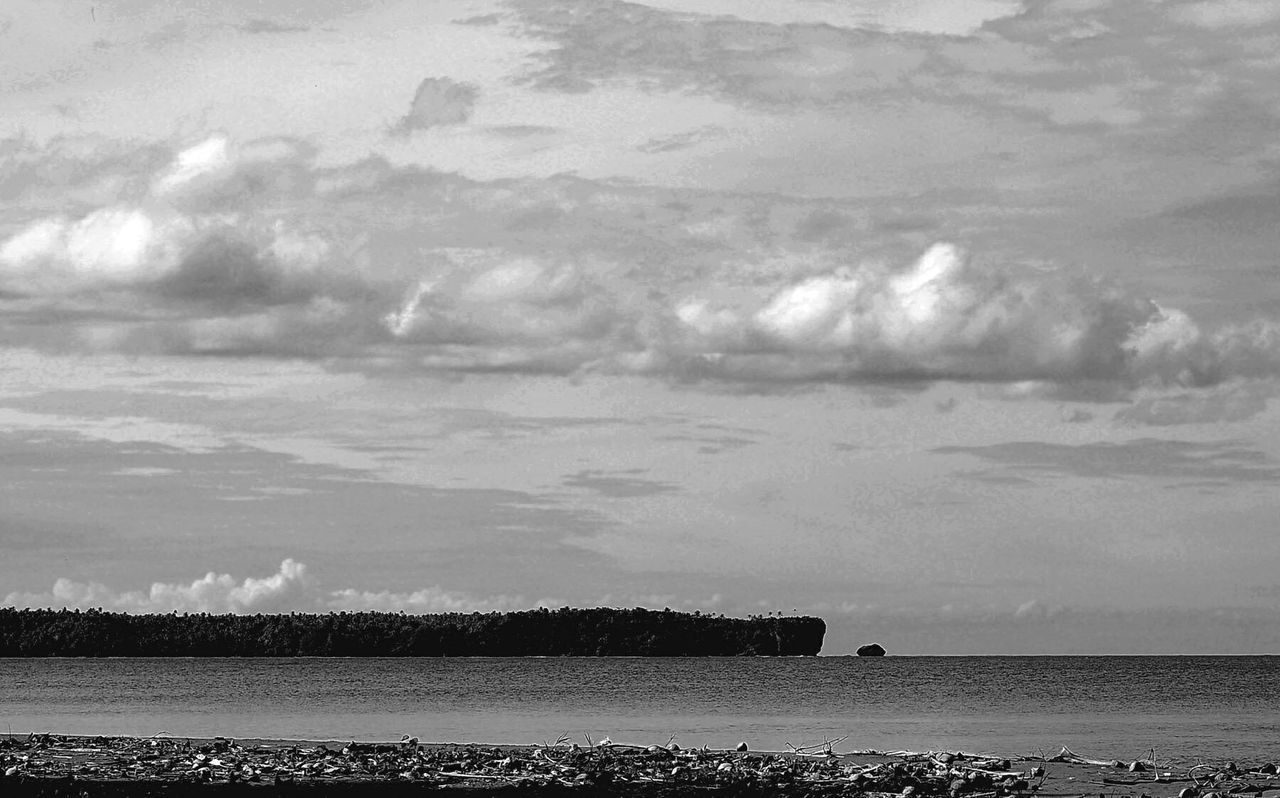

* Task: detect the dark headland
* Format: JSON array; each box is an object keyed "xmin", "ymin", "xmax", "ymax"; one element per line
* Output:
[{"xmin": 0, "ymin": 607, "xmax": 825, "ymax": 656}]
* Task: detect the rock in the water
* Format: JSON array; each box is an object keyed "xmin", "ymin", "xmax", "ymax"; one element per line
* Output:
[{"xmin": 856, "ymin": 643, "xmax": 887, "ymax": 656}]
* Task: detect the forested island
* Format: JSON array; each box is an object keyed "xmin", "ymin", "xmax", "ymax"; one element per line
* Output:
[{"xmin": 0, "ymin": 607, "xmax": 825, "ymax": 657}]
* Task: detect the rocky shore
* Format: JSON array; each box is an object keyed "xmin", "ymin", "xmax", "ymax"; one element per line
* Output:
[{"xmin": 2, "ymin": 733, "xmax": 1277, "ymax": 797}]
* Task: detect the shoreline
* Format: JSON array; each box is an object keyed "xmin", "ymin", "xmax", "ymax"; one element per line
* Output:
[{"xmin": 2, "ymin": 733, "xmax": 1277, "ymax": 797}]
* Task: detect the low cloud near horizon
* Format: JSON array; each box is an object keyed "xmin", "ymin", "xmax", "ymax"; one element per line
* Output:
[
  {"xmin": 1, "ymin": 559, "xmax": 558, "ymax": 615},
  {"xmin": 8, "ymin": 559, "xmax": 1280, "ymax": 655}
]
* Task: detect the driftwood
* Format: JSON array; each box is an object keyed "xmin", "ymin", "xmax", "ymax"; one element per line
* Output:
[
  {"xmin": 0, "ymin": 734, "xmax": 1050, "ymax": 794},
  {"xmin": 1, "ymin": 734, "xmax": 1276, "ymax": 797}
]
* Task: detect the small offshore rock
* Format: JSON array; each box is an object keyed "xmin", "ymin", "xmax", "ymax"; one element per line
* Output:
[
  {"xmin": 736, "ymin": 742, "xmax": 748, "ymax": 752},
  {"xmin": 1129, "ymin": 761, "xmax": 1147, "ymax": 773},
  {"xmin": 1258, "ymin": 763, "xmax": 1277, "ymax": 775},
  {"xmin": 856, "ymin": 643, "xmax": 887, "ymax": 656}
]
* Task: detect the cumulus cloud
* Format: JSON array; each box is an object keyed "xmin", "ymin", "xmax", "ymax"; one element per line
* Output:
[
  {"xmin": 2, "ymin": 560, "xmax": 551, "ymax": 614},
  {"xmin": 0, "ymin": 207, "xmax": 177, "ymax": 291},
  {"xmin": 152, "ymin": 135, "xmax": 232, "ymax": 197},
  {"xmin": 2, "ymin": 559, "xmax": 318, "ymax": 614},
  {"xmin": 2, "ymin": 133, "xmax": 1280, "ymax": 392},
  {"xmin": 392, "ymin": 78, "xmax": 478, "ymax": 134},
  {"xmin": 661, "ymin": 242, "xmax": 1280, "ymax": 387}
]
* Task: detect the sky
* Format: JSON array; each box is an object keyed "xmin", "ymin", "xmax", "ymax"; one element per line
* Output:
[{"xmin": 2, "ymin": 0, "xmax": 1280, "ymax": 655}]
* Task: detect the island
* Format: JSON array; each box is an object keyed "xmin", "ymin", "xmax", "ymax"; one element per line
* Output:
[{"xmin": 0, "ymin": 607, "xmax": 825, "ymax": 657}]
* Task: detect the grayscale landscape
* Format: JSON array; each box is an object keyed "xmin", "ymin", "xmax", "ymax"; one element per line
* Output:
[{"xmin": 2, "ymin": 0, "xmax": 1280, "ymax": 782}]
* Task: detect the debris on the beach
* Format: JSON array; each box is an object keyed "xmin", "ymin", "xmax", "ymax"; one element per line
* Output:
[
  {"xmin": 0, "ymin": 733, "xmax": 1043, "ymax": 794},
  {"xmin": 0, "ymin": 733, "xmax": 1273, "ymax": 795}
]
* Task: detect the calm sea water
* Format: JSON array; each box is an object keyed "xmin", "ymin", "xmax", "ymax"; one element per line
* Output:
[{"xmin": 2, "ymin": 657, "xmax": 1277, "ymax": 764}]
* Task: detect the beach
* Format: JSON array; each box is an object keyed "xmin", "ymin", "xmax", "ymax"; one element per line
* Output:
[{"xmin": 3, "ymin": 733, "xmax": 1276, "ymax": 797}]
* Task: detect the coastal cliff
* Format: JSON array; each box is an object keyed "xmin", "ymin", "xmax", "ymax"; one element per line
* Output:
[{"xmin": 0, "ymin": 607, "xmax": 825, "ymax": 657}]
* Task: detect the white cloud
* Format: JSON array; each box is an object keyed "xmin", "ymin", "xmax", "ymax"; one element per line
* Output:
[
  {"xmin": 152, "ymin": 135, "xmax": 232, "ymax": 197},
  {"xmin": 753, "ymin": 269, "xmax": 862, "ymax": 348},
  {"xmin": 2, "ymin": 560, "xmax": 556, "ymax": 615},
  {"xmin": 0, "ymin": 207, "xmax": 184, "ymax": 291},
  {"xmin": 3, "ymin": 559, "xmax": 317, "ymax": 614},
  {"xmin": 3, "ymin": 134, "xmax": 1280, "ymax": 391},
  {"xmin": 663, "ymin": 242, "xmax": 1280, "ymax": 387}
]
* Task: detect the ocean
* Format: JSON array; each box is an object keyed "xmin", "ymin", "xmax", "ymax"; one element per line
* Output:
[{"xmin": 3, "ymin": 657, "xmax": 1277, "ymax": 763}]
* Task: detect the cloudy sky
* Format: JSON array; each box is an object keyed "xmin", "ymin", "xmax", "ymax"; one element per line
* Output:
[{"xmin": 2, "ymin": 0, "xmax": 1280, "ymax": 654}]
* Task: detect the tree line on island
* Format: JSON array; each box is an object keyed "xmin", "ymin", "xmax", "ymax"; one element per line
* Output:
[{"xmin": 0, "ymin": 607, "xmax": 826, "ymax": 657}]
